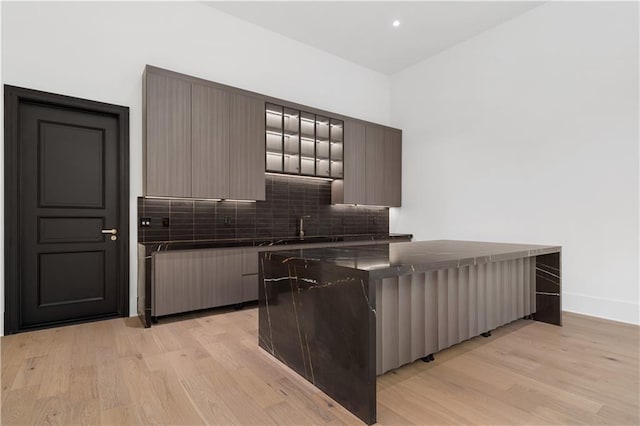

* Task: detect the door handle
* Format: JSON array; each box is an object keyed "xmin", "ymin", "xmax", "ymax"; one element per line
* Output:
[{"xmin": 101, "ymin": 229, "xmax": 118, "ymax": 235}]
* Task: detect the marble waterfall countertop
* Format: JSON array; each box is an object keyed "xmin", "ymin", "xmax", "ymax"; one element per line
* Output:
[{"xmin": 266, "ymin": 239, "xmax": 561, "ymax": 279}]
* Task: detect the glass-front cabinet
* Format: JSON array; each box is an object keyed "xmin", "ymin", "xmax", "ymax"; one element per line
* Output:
[
  {"xmin": 265, "ymin": 103, "xmax": 284, "ymax": 173},
  {"xmin": 265, "ymin": 103, "xmax": 343, "ymax": 179},
  {"xmin": 330, "ymin": 118, "xmax": 344, "ymax": 178}
]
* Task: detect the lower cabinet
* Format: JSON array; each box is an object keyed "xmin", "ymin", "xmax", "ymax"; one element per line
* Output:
[
  {"xmin": 242, "ymin": 274, "xmax": 259, "ymax": 302},
  {"xmin": 153, "ymin": 238, "xmax": 411, "ymax": 317},
  {"xmin": 154, "ymin": 248, "xmax": 244, "ymax": 316}
]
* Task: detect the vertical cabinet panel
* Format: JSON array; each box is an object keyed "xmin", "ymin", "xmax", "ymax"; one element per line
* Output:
[
  {"xmin": 201, "ymin": 249, "xmax": 243, "ymax": 307},
  {"xmin": 383, "ymin": 128, "xmax": 402, "ymax": 207},
  {"xmin": 191, "ymin": 84, "xmax": 230, "ymax": 199},
  {"xmin": 242, "ymin": 275, "xmax": 259, "ymax": 302},
  {"xmin": 242, "ymin": 247, "xmax": 259, "ymax": 275},
  {"xmin": 145, "ymin": 72, "xmax": 192, "ymax": 197},
  {"xmin": 365, "ymin": 125, "xmax": 385, "ymax": 206},
  {"xmin": 154, "ymin": 251, "xmax": 202, "ymax": 316},
  {"xmin": 230, "ymin": 94, "xmax": 266, "ymax": 200},
  {"xmin": 344, "ymin": 120, "xmax": 367, "ymax": 204}
]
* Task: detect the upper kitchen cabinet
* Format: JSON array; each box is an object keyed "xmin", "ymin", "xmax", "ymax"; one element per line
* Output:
[
  {"xmin": 191, "ymin": 83, "xmax": 229, "ymax": 199},
  {"xmin": 333, "ymin": 120, "xmax": 366, "ymax": 205},
  {"xmin": 143, "ymin": 66, "xmax": 265, "ymax": 200},
  {"xmin": 143, "ymin": 66, "xmax": 396, "ymax": 204},
  {"xmin": 383, "ymin": 127, "xmax": 402, "ymax": 207},
  {"xmin": 332, "ymin": 122, "xmax": 402, "ymax": 207},
  {"xmin": 229, "ymin": 93, "xmax": 265, "ymax": 200},
  {"xmin": 265, "ymin": 103, "xmax": 343, "ymax": 179},
  {"xmin": 144, "ymin": 71, "xmax": 192, "ymax": 197},
  {"xmin": 364, "ymin": 125, "xmax": 385, "ymax": 206}
]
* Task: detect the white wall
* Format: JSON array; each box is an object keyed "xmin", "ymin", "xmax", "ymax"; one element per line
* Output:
[
  {"xmin": 390, "ymin": 1, "xmax": 639, "ymax": 324},
  {"xmin": 0, "ymin": 1, "xmax": 390, "ymax": 335}
]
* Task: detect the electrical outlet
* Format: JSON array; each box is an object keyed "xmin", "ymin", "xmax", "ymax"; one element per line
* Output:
[
  {"xmin": 140, "ymin": 217, "xmax": 151, "ymax": 227},
  {"xmin": 224, "ymin": 216, "xmax": 232, "ymax": 226},
  {"xmin": 162, "ymin": 217, "xmax": 170, "ymax": 227}
]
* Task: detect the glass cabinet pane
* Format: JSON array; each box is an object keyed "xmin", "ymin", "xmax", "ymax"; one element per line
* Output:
[
  {"xmin": 330, "ymin": 119, "xmax": 343, "ymax": 142},
  {"xmin": 330, "ymin": 142, "xmax": 343, "ymax": 162},
  {"xmin": 266, "ymin": 103, "xmax": 283, "ymax": 131},
  {"xmin": 316, "ymin": 159, "xmax": 331, "ymax": 177},
  {"xmin": 331, "ymin": 160, "xmax": 343, "ymax": 178},
  {"xmin": 316, "ymin": 116, "xmax": 329, "ymax": 141},
  {"xmin": 316, "ymin": 141, "xmax": 329, "ymax": 160},
  {"xmin": 283, "ymin": 108, "xmax": 299, "ymax": 134},
  {"xmin": 265, "ymin": 103, "xmax": 283, "ymax": 172},
  {"xmin": 284, "ymin": 154, "xmax": 300, "ymax": 173},
  {"xmin": 283, "ymin": 108, "xmax": 299, "ymax": 173},
  {"xmin": 330, "ymin": 119, "xmax": 343, "ymax": 178},
  {"xmin": 300, "ymin": 136, "xmax": 315, "ymax": 157},
  {"xmin": 301, "ymin": 157, "xmax": 315, "ymax": 175},
  {"xmin": 300, "ymin": 112, "xmax": 315, "ymax": 139},
  {"xmin": 316, "ymin": 115, "xmax": 330, "ymax": 178},
  {"xmin": 266, "ymin": 152, "xmax": 283, "ymax": 172}
]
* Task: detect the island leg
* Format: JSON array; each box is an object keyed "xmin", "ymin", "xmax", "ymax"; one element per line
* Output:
[
  {"xmin": 533, "ymin": 252, "xmax": 562, "ymax": 326},
  {"xmin": 258, "ymin": 252, "xmax": 377, "ymax": 425}
]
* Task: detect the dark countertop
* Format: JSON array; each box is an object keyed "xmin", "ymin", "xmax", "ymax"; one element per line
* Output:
[
  {"xmin": 138, "ymin": 233, "xmax": 413, "ymax": 252},
  {"xmin": 265, "ymin": 239, "xmax": 561, "ymax": 279}
]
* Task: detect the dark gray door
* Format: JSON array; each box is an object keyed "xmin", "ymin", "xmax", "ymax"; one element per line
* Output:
[{"xmin": 18, "ymin": 102, "xmax": 122, "ymax": 328}]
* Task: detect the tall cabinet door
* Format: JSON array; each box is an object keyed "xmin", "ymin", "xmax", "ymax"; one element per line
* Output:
[
  {"xmin": 384, "ymin": 128, "xmax": 402, "ymax": 207},
  {"xmin": 154, "ymin": 251, "xmax": 202, "ymax": 316},
  {"xmin": 145, "ymin": 72, "xmax": 192, "ymax": 197},
  {"xmin": 365, "ymin": 125, "xmax": 385, "ymax": 206},
  {"xmin": 191, "ymin": 84, "xmax": 230, "ymax": 199},
  {"xmin": 229, "ymin": 93, "xmax": 266, "ymax": 200},
  {"xmin": 343, "ymin": 120, "xmax": 367, "ymax": 205}
]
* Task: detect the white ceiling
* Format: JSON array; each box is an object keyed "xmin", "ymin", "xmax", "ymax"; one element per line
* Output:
[{"xmin": 206, "ymin": 1, "xmax": 544, "ymax": 75}]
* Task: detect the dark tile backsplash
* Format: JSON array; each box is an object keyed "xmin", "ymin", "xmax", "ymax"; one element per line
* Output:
[{"xmin": 138, "ymin": 175, "xmax": 389, "ymax": 242}]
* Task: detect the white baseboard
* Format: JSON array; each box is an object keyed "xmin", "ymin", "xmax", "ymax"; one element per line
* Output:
[{"xmin": 563, "ymin": 292, "xmax": 639, "ymax": 325}]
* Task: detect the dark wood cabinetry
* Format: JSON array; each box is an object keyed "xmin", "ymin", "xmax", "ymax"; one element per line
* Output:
[
  {"xmin": 144, "ymin": 72, "xmax": 192, "ymax": 197},
  {"xmin": 144, "ymin": 66, "xmax": 265, "ymax": 200},
  {"xmin": 365, "ymin": 125, "xmax": 385, "ymax": 206},
  {"xmin": 333, "ymin": 122, "xmax": 402, "ymax": 207},
  {"xmin": 383, "ymin": 127, "xmax": 402, "ymax": 207},
  {"xmin": 154, "ymin": 248, "xmax": 244, "ymax": 316},
  {"xmin": 342, "ymin": 120, "xmax": 367, "ymax": 204},
  {"xmin": 191, "ymin": 84, "xmax": 229, "ymax": 198},
  {"xmin": 144, "ymin": 65, "xmax": 400, "ymax": 206},
  {"xmin": 230, "ymin": 94, "xmax": 266, "ymax": 200}
]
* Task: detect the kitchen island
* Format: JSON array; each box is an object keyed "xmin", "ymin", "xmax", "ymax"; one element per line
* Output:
[{"xmin": 258, "ymin": 240, "xmax": 561, "ymax": 425}]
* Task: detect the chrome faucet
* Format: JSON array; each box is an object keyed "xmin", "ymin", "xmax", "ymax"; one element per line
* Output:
[{"xmin": 299, "ymin": 215, "xmax": 311, "ymax": 239}]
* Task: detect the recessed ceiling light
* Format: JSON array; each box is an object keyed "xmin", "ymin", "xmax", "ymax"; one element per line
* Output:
[{"xmin": 392, "ymin": 20, "xmax": 400, "ymax": 27}]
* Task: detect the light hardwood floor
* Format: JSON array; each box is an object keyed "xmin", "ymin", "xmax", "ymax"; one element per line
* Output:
[{"xmin": 1, "ymin": 308, "xmax": 638, "ymax": 425}]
